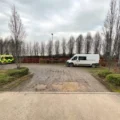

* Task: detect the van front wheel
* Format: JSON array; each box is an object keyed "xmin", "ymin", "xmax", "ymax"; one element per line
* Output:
[{"xmin": 69, "ymin": 63, "xmax": 74, "ymax": 67}]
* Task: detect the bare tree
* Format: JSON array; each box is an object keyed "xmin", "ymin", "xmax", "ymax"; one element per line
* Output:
[
  {"xmin": 103, "ymin": 31, "xmax": 110, "ymax": 58},
  {"xmin": 9, "ymin": 5, "xmax": 26, "ymax": 69},
  {"xmin": 104, "ymin": 0, "xmax": 116, "ymax": 55},
  {"xmin": 8, "ymin": 37, "xmax": 15, "ymax": 56},
  {"xmin": 94, "ymin": 32, "xmax": 101, "ymax": 54},
  {"xmin": 113, "ymin": 0, "xmax": 120, "ymax": 57},
  {"xmin": 21, "ymin": 42, "xmax": 27, "ymax": 56},
  {"xmin": 68, "ymin": 36, "xmax": 75, "ymax": 57},
  {"xmin": 76, "ymin": 34, "xmax": 83, "ymax": 54},
  {"xmin": 61, "ymin": 38, "xmax": 66, "ymax": 56},
  {"xmin": 26, "ymin": 43, "xmax": 29, "ymax": 56},
  {"xmin": 55, "ymin": 40, "xmax": 60, "ymax": 56},
  {"xmin": 103, "ymin": 0, "xmax": 117, "ymax": 69},
  {"xmin": 33, "ymin": 41, "xmax": 40, "ymax": 56},
  {"xmin": 0, "ymin": 38, "xmax": 3, "ymax": 54},
  {"xmin": 40, "ymin": 41, "xmax": 45, "ymax": 56},
  {"xmin": 0, "ymin": 36, "xmax": 15, "ymax": 55},
  {"xmin": 29, "ymin": 42, "xmax": 33, "ymax": 56},
  {"xmin": 113, "ymin": 0, "xmax": 120, "ymax": 69},
  {"xmin": 85, "ymin": 32, "xmax": 93, "ymax": 54},
  {"xmin": 47, "ymin": 40, "xmax": 53, "ymax": 57},
  {"xmin": 102, "ymin": 40, "xmax": 106, "ymax": 56}
]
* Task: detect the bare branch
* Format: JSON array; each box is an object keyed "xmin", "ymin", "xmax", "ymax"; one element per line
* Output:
[{"xmin": 8, "ymin": 5, "xmax": 26, "ymax": 69}]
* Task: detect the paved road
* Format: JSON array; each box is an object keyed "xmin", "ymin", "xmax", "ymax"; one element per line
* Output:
[
  {"xmin": 0, "ymin": 92, "xmax": 120, "ymax": 120},
  {"xmin": 4, "ymin": 64, "xmax": 108, "ymax": 92}
]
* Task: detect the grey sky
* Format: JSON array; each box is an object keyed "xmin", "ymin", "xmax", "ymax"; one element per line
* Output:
[{"xmin": 0, "ymin": 0, "xmax": 110, "ymax": 42}]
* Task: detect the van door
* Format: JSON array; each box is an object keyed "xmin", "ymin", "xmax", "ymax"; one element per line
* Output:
[{"xmin": 78, "ymin": 56, "xmax": 87, "ymax": 66}]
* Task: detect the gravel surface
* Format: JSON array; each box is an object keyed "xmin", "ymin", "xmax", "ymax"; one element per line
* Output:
[{"xmin": 3, "ymin": 64, "xmax": 109, "ymax": 92}]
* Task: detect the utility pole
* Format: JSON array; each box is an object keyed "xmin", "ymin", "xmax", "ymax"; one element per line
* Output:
[{"xmin": 51, "ymin": 33, "xmax": 53, "ymax": 41}]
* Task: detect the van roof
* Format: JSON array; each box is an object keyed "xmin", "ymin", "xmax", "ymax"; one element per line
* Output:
[{"xmin": 74, "ymin": 54, "xmax": 99, "ymax": 56}]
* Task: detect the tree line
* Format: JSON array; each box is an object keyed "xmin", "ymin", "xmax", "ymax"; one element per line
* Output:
[
  {"xmin": 0, "ymin": 0, "xmax": 120, "ymax": 69},
  {"xmin": 0, "ymin": 32, "xmax": 102, "ymax": 57}
]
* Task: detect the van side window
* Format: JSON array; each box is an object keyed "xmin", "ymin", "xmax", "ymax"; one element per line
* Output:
[
  {"xmin": 72, "ymin": 56, "xmax": 77, "ymax": 61},
  {"xmin": 79, "ymin": 56, "xmax": 86, "ymax": 60}
]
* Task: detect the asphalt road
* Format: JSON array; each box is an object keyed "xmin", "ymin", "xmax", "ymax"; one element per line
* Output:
[{"xmin": 3, "ymin": 64, "xmax": 109, "ymax": 92}]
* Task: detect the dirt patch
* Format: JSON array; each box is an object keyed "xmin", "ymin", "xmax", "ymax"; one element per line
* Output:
[
  {"xmin": 52, "ymin": 84, "xmax": 63, "ymax": 91},
  {"xmin": 35, "ymin": 84, "xmax": 47, "ymax": 91},
  {"xmin": 52, "ymin": 82, "xmax": 80, "ymax": 92},
  {"xmin": 62, "ymin": 82, "xmax": 79, "ymax": 92}
]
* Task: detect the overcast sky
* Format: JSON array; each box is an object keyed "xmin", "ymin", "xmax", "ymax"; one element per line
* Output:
[{"xmin": 0, "ymin": 0, "xmax": 110, "ymax": 42}]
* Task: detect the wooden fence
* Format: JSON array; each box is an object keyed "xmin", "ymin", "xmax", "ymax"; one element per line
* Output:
[{"xmin": 21, "ymin": 56, "xmax": 70, "ymax": 63}]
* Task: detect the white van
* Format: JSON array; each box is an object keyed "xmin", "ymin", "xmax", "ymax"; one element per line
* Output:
[{"xmin": 66, "ymin": 54, "xmax": 100, "ymax": 68}]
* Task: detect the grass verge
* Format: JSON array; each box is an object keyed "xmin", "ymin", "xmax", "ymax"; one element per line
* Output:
[
  {"xmin": 0, "ymin": 67, "xmax": 31, "ymax": 90},
  {"xmin": 0, "ymin": 73, "xmax": 33, "ymax": 91},
  {"xmin": 89, "ymin": 67, "xmax": 120, "ymax": 93}
]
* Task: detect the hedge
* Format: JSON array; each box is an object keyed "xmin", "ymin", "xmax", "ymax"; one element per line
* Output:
[
  {"xmin": 7, "ymin": 67, "xmax": 29, "ymax": 78},
  {"xmin": 98, "ymin": 70, "xmax": 112, "ymax": 78},
  {"xmin": 106, "ymin": 74, "xmax": 120, "ymax": 86}
]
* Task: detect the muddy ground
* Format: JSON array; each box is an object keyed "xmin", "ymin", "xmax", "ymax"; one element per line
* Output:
[{"xmin": 2, "ymin": 64, "xmax": 109, "ymax": 92}]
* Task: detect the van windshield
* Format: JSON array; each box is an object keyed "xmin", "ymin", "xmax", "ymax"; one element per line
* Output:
[{"xmin": 72, "ymin": 56, "xmax": 77, "ymax": 61}]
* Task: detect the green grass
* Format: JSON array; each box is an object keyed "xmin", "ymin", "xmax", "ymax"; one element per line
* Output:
[
  {"xmin": 89, "ymin": 67, "xmax": 120, "ymax": 93},
  {"xmin": 107, "ymin": 82, "xmax": 120, "ymax": 92},
  {"xmin": 0, "ymin": 67, "xmax": 29, "ymax": 86},
  {"xmin": 89, "ymin": 67, "xmax": 108, "ymax": 75},
  {"xmin": 0, "ymin": 73, "xmax": 14, "ymax": 85}
]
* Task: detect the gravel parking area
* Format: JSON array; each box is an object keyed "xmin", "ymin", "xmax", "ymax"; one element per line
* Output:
[{"xmin": 2, "ymin": 64, "xmax": 109, "ymax": 92}]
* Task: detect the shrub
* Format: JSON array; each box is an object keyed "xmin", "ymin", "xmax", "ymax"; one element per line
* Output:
[
  {"xmin": 98, "ymin": 70, "xmax": 112, "ymax": 78},
  {"xmin": 106, "ymin": 74, "xmax": 120, "ymax": 86},
  {"xmin": 7, "ymin": 67, "xmax": 29, "ymax": 78}
]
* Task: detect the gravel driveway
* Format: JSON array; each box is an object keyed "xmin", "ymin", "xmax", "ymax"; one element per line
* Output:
[{"xmin": 3, "ymin": 64, "xmax": 109, "ymax": 92}]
